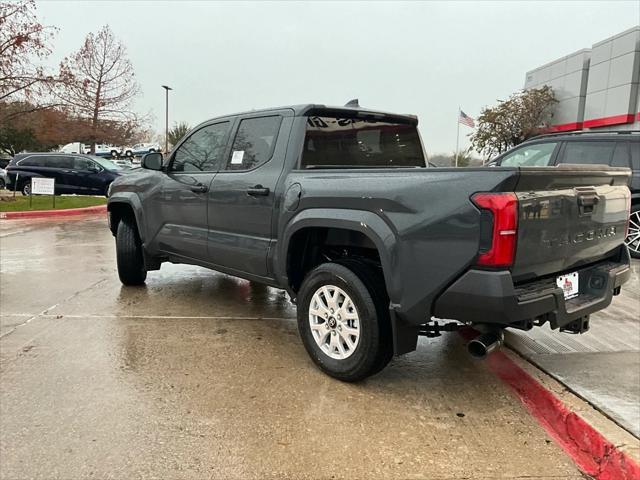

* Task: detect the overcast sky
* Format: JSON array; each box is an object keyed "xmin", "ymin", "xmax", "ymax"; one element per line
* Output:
[{"xmin": 37, "ymin": 1, "xmax": 639, "ymax": 155}]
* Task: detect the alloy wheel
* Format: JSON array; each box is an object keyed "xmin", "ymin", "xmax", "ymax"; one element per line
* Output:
[
  {"xmin": 626, "ymin": 210, "xmax": 640, "ymax": 255},
  {"xmin": 308, "ymin": 285, "xmax": 360, "ymax": 360}
]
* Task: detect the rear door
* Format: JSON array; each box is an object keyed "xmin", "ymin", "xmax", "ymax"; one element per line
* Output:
[
  {"xmin": 206, "ymin": 113, "xmax": 290, "ymax": 277},
  {"xmin": 554, "ymin": 140, "xmax": 616, "ymax": 166},
  {"xmin": 45, "ymin": 155, "xmax": 75, "ymax": 193}
]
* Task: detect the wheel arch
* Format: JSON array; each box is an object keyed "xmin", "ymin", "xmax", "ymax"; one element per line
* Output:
[
  {"xmin": 107, "ymin": 194, "xmax": 146, "ymax": 242},
  {"xmin": 278, "ymin": 209, "xmax": 399, "ymax": 303},
  {"xmin": 13, "ymin": 171, "xmax": 40, "ymax": 188}
]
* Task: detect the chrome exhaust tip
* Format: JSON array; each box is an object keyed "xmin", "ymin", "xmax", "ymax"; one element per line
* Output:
[{"xmin": 468, "ymin": 331, "xmax": 504, "ymax": 359}]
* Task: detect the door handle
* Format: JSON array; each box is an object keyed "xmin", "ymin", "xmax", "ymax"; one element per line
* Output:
[
  {"xmin": 190, "ymin": 183, "xmax": 208, "ymax": 193},
  {"xmin": 247, "ymin": 185, "xmax": 270, "ymax": 196}
]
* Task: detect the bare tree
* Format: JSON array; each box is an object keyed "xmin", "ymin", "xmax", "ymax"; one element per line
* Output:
[
  {"xmin": 55, "ymin": 25, "xmax": 140, "ymax": 152},
  {"xmin": 0, "ymin": 0, "xmax": 56, "ymax": 121},
  {"xmin": 470, "ymin": 86, "xmax": 557, "ymax": 159}
]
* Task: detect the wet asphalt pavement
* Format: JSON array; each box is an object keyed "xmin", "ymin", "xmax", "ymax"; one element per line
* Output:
[{"xmin": 0, "ymin": 216, "xmax": 602, "ymax": 479}]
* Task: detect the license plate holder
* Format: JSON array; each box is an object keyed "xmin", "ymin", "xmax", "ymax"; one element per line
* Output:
[{"xmin": 557, "ymin": 272, "xmax": 579, "ymax": 300}]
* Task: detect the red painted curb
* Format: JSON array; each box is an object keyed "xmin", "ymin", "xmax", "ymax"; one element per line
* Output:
[
  {"xmin": 0, "ymin": 204, "xmax": 107, "ymax": 220},
  {"xmin": 460, "ymin": 329, "xmax": 640, "ymax": 479}
]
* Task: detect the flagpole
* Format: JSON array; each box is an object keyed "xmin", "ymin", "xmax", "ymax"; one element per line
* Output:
[{"xmin": 455, "ymin": 106, "xmax": 460, "ymax": 167}]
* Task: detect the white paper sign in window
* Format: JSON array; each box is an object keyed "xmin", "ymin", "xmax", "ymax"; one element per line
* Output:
[{"xmin": 231, "ymin": 150, "xmax": 245, "ymax": 165}]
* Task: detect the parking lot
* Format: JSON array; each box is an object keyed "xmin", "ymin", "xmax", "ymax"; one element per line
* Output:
[{"xmin": 0, "ymin": 215, "xmax": 637, "ymax": 479}]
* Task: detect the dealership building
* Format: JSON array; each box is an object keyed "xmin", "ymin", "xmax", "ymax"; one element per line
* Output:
[{"xmin": 524, "ymin": 26, "xmax": 639, "ymax": 132}]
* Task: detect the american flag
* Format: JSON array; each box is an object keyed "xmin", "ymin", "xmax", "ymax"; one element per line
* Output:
[{"xmin": 458, "ymin": 110, "xmax": 475, "ymax": 128}]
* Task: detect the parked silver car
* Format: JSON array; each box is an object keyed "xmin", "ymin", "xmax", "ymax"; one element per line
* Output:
[{"xmin": 0, "ymin": 167, "xmax": 7, "ymax": 189}]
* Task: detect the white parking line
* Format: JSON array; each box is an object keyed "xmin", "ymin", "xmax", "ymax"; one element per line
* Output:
[{"xmin": 2, "ymin": 313, "xmax": 293, "ymax": 321}]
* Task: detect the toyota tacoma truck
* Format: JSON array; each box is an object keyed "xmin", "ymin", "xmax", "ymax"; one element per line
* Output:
[{"xmin": 107, "ymin": 104, "xmax": 632, "ymax": 381}]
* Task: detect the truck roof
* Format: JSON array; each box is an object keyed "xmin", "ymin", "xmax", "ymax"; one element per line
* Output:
[{"xmin": 211, "ymin": 104, "xmax": 419, "ymax": 125}]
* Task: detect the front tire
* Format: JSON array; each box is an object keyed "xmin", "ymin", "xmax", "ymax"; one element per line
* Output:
[
  {"xmin": 627, "ymin": 204, "xmax": 640, "ymax": 259},
  {"xmin": 116, "ymin": 217, "xmax": 147, "ymax": 285},
  {"xmin": 297, "ymin": 262, "xmax": 392, "ymax": 382},
  {"xmin": 21, "ymin": 182, "xmax": 31, "ymax": 196}
]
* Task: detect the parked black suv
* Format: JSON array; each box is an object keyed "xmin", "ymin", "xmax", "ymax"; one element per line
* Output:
[
  {"xmin": 6, "ymin": 153, "xmax": 123, "ymax": 196},
  {"xmin": 491, "ymin": 131, "xmax": 640, "ymax": 258}
]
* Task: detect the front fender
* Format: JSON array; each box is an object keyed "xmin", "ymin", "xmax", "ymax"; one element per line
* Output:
[{"xmin": 107, "ymin": 193, "xmax": 147, "ymax": 243}]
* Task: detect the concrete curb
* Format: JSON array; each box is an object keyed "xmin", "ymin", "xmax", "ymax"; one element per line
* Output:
[
  {"xmin": 460, "ymin": 328, "xmax": 640, "ymax": 479},
  {"xmin": 0, "ymin": 204, "xmax": 107, "ymax": 220}
]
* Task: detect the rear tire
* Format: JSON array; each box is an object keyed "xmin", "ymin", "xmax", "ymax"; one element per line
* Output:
[
  {"xmin": 297, "ymin": 262, "xmax": 392, "ymax": 382},
  {"xmin": 21, "ymin": 182, "xmax": 31, "ymax": 196},
  {"xmin": 116, "ymin": 217, "xmax": 147, "ymax": 285},
  {"xmin": 627, "ymin": 204, "xmax": 640, "ymax": 259}
]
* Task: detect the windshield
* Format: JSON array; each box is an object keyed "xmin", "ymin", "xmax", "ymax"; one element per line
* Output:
[
  {"xmin": 89, "ymin": 156, "xmax": 122, "ymax": 171},
  {"xmin": 301, "ymin": 116, "xmax": 425, "ymax": 169}
]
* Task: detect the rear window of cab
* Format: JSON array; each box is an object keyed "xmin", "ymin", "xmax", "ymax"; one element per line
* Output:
[{"xmin": 301, "ymin": 116, "xmax": 425, "ymax": 169}]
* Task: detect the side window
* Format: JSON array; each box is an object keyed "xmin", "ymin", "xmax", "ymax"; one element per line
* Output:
[
  {"xmin": 500, "ymin": 142, "xmax": 557, "ymax": 167},
  {"xmin": 18, "ymin": 156, "xmax": 45, "ymax": 167},
  {"xmin": 611, "ymin": 143, "xmax": 630, "ymax": 167},
  {"xmin": 73, "ymin": 157, "xmax": 94, "ymax": 171},
  {"xmin": 171, "ymin": 122, "xmax": 231, "ymax": 172},
  {"xmin": 50, "ymin": 156, "xmax": 74, "ymax": 169},
  {"xmin": 559, "ymin": 141, "xmax": 615, "ymax": 165},
  {"xmin": 226, "ymin": 116, "xmax": 282, "ymax": 171}
]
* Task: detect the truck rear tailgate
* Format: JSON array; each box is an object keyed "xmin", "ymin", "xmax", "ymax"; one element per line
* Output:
[{"xmin": 512, "ymin": 165, "xmax": 631, "ymax": 282}]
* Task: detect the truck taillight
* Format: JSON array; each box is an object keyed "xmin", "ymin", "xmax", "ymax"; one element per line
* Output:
[{"xmin": 472, "ymin": 192, "xmax": 518, "ymax": 268}]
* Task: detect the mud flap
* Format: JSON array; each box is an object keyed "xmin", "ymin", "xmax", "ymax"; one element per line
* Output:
[{"xmin": 389, "ymin": 308, "xmax": 419, "ymax": 355}]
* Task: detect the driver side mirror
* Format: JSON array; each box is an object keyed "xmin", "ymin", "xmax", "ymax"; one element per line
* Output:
[
  {"xmin": 87, "ymin": 164, "xmax": 100, "ymax": 173},
  {"xmin": 142, "ymin": 152, "xmax": 163, "ymax": 171}
]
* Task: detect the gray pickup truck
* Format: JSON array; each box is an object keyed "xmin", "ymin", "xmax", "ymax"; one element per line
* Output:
[{"xmin": 107, "ymin": 104, "xmax": 632, "ymax": 381}]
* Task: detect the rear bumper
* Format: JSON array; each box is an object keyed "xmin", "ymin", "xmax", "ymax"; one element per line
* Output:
[{"xmin": 433, "ymin": 247, "xmax": 631, "ymax": 330}]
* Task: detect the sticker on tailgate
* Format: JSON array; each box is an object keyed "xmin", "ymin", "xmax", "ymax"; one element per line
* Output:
[{"xmin": 557, "ymin": 272, "xmax": 579, "ymax": 300}]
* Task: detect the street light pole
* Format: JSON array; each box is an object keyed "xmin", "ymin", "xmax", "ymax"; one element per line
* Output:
[{"xmin": 161, "ymin": 85, "xmax": 172, "ymax": 154}]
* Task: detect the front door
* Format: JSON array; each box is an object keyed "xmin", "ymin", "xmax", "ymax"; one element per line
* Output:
[
  {"xmin": 68, "ymin": 156, "xmax": 107, "ymax": 194},
  {"xmin": 155, "ymin": 120, "xmax": 233, "ymax": 261},
  {"xmin": 207, "ymin": 114, "xmax": 287, "ymax": 277}
]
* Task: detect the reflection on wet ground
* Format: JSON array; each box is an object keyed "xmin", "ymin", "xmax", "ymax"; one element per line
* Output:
[{"xmin": 0, "ymin": 217, "xmax": 583, "ymax": 479}]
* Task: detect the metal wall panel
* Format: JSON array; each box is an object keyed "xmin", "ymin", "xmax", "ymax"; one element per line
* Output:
[
  {"xmin": 524, "ymin": 26, "xmax": 640, "ymax": 131},
  {"xmin": 524, "ymin": 49, "xmax": 591, "ymax": 128}
]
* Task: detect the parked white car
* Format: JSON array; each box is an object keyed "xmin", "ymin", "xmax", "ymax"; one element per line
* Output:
[
  {"xmin": 60, "ymin": 143, "xmax": 120, "ymax": 157},
  {"xmin": 121, "ymin": 143, "xmax": 161, "ymax": 157}
]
